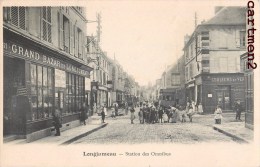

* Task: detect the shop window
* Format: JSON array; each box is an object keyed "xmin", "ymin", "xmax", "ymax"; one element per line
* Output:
[
  {"xmin": 30, "ymin": 63, "xmax": 54, "ymax": 121},
  {"xmin": 42, "ymin": 7, "xmax": 52, "ymax": 43},
  {"xmin": 8, "ymin": 7, "xmax": 26, "ymax": 30},
  {"xmin": 66, "ymin": 73, "xmax": 85, "ymax": 113}
]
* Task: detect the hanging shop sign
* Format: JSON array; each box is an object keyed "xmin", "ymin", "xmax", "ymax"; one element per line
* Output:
[{"xmin": 4, "ymin": 41, "xmax": 90, "ymax": 77}]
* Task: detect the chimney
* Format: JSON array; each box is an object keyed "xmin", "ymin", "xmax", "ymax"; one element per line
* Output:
[{"xmin": 215, "ymin": 6, "xmax": 223, "ymax": 14}]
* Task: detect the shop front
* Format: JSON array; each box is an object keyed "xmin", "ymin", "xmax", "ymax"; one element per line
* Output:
[
  {"xmin": 3, "ymin": 34, "xmax": 92, "ymax": 142},
  {"xmin": 200, "ymin": 73, "xmax": 245, "ymax": 113}
]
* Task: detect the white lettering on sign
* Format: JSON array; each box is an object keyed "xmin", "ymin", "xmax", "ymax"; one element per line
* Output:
[
  {"xmin": 211, "ymin": 77, "xmax": 244, "ymax": 82},
  {"xmin": 4, "ymin": 41, "xmax": 90, "ymax": 77}
]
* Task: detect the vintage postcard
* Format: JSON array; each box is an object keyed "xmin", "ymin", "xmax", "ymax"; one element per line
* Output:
[{"xmin": 1, "ymin": 0, "xmax": 260, "ymax": 167}]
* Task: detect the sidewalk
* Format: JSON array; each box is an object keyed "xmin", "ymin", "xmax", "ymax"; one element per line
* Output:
[
  {"xmin": 213, "ymin": 121, "xmax": 254, "ymax": 143},
  {"xmin": 31, "ymin": 119, "xmax": 108, "ymax": 145}
]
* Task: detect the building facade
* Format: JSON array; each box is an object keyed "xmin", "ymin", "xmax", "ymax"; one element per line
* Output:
[
  {"xmin": 183, "ymin": 7, "xmax": 246, "ymax": 113},
  {"xmin": 86, "ymin": 36, "xmax": 112, "ymax": 113},
  {"xmin": 159, "ymin": 55, "xmax": 186, "ymax": 107},
  {"xmin": 3, "ymin": 7, "xmax": 92, "ymax": 141}
]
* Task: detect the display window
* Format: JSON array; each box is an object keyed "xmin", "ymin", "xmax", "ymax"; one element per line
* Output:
[{"xmin": 30, "ymin": 63, "xmax": 54, "ymax": 121}]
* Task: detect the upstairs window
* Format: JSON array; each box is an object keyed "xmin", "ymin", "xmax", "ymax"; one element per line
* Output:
[
  {"xmin": 171, "ymin": 73, "xmax": 181, "ymax": 86},
  {"xmin": 63, "ymin": 16, "xmax": 70, "ymax": 53},
  {"xmin": 201, "ymin": 31, "xmax": 209, "ymax": 40},
  {"xmin": 240, "ymin": 31, "xmax": 246, "ymax": 47},
  {"xmin": 9, "ymin": 7, "xmax": 26, "ymax": 30},
  {"xmin": 42, "ymin": 7, "xmax": 52, "ymax": 43},
  {"xmin": 77, "ymin": 28, "xmax": 83, "ymax": 59}
]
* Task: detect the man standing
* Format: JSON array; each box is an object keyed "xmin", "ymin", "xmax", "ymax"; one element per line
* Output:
[
  {"xmin": 234, "ymin": 100, "xmax": 243, "ymax": 121},
  {"xmin": 53, "ymin": 108, "xmax": 62, "ymax": 136}
]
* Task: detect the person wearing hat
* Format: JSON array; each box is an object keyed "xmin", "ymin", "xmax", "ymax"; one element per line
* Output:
[
  {"xmin": 53, "ymin": 108, "xmax": 62, "ymax": 136},
  {"xmin": 234, "ymin": 100, "xmax": 243, "ymax": 121}
]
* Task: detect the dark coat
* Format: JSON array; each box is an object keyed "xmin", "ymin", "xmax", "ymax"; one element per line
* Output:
[
  {"xmin": 80, "ymin": 107, "xmax": 87, "ymax": 121},
  {"xmin": 234, "ymin": 103, "xmax": 243, "ymax": 113}
]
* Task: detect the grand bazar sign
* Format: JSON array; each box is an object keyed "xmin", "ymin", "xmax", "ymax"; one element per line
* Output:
[{"xmin": 3, "ymin": 41, "xmax": 90, "ymax": 77}]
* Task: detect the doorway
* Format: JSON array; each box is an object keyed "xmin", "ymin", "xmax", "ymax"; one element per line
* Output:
[
  {"xmin": 4, "ymin": 57, "xmax": 26, "ymax": 135},
  {"xmin": 216, "ymin": 85, "xmax": 231, "ymax": 110}
]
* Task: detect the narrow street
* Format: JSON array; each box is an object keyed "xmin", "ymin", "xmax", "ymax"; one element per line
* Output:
[{"xmin": 73, "ymin": 108, "xmax": 236, "ymax": 144}]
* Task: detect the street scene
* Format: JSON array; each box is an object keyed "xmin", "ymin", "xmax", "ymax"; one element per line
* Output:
[{"xmin": 3, "ymin": 2, "xmax": 254, "ymax": 146}]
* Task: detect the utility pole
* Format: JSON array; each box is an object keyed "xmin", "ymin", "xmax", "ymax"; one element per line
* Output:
[{"xmin": 96, "ymin": 12, "xmax": 102, "ymax": 43}]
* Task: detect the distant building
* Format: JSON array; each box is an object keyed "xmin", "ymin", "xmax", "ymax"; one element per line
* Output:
[
  {"xmin": 86, "ymin": 36, "xmax": 112, "ymax": 111},
  {"xmin": 183, "ymin": 6, "xmax": 246, "ymax": 113},
  {"xmin": 159, "ymin": 55, "xmax": 186, "ymax": 107}
]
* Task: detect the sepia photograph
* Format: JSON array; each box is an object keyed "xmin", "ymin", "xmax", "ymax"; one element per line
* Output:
[{"xmin": 1, "ymin": 0, "xmax": 260, "ymax": 167}]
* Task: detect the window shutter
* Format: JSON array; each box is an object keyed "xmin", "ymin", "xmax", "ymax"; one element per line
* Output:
[
  {"xmin": 58, "ymin": 11, "xmax": 64, "ymax": 50},
  {"xmin": 82, "ymin": 33, "xmax": 85, "ymax": 60},
  {"xmin": 70, "ymin": 21, "xmax": 74, "ymax": 55},
  {"xmin": 11, "ymin": 7, "xmax": 19, "ymax": 27},
  {"xmin": 235, "ymin": 30, "xmax": 240, "ymax": 48},
  {"xmin": 75, "ymin": 26, "xmax": 78, "ymax": 57}
]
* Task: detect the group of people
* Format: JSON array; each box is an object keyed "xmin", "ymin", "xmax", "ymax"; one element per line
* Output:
[
  {"xmin": 51, "ymin": 99, "xmax": 244, "ymax": 136},
  {"xmin": 132, "ymin": 101, "xmax": 203, "ymax": 124}
]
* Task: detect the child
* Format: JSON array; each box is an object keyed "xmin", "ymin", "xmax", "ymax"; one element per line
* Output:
[
  {"xmin": 111, "ymin": 108, "xmax": 116, "ymax": 118},
  {"xmin": 162, "ymin": 112, "xmax": 168, "ymax": 123},
  {"xmin": 214, "ymin": 105, "xmax": 222, "ymax": 124}
]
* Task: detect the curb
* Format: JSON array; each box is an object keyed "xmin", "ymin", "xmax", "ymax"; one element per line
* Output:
[
  {"xmin": 213, "ymin": 126, "xmax": 249, "ymax": 143},
  {"xmin": 60, "ymin": 123, "xmax": 108, "ymax": 145}
]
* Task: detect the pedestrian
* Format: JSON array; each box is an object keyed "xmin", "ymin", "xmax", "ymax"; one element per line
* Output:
[
  {"xmin": 52, "ymin": 108, "xmax": 62, "ymax": 136},
  {"xmin": 138, "ymin": 108, "xmax": 144, "ymax": 124},
  {"xmin": 111, "ymin": 107, "xmax": 116, "ymax": 118},
  {"xmin": 197, "ymin": 102, "xmax": 203, "ymax": 114},
  {"xmin": 101, "ymin": 106, "xmax": 106, "ymax": 123},
  {"xmin": 80, "ymin": 103, "xmax": 87, "ymax": 125},
  {"xmin": 125, "ymin": 102, "xmax": 129, "ymax": 115},
  {"xmin": 214, "ymin": 105, "xmax": 222, "ymax": 124},
  {"xmin": 158, "ymin": 106, "xmax": 163, "ymax": 123},
  {"xmin": 130, "ymin": 106, "xmax": 135, "ymax": 124},
  {"xmin": 150, "ymin": 107, "xmax": 156, "ymax": 124},
  {"xmin": 162, "ymin": 111, "xmax": 168, "ymax": 123},
  {"xmin": 103, "ymin": 103, "xmax": 108, "ymax": 116},
  {"xmin": 234, "ymin": 100, "xmax": 243, "ymax": 121},
  {"xmin": 170, "ymin": 106, "xmax": 178, "ymax": 123},
  {"xmin": 165, "ymin": 107, "xmax": 170, "ymax": 123},
  {"xmin": 114, "ymin": 102, "xmax": 119, "ymax": 116},
  {"xmin": 187, "ymin": 101, "xmax": 194, "ymax": 122}
]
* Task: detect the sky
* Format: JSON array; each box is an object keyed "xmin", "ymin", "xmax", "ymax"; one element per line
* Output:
[{"xmin": 85, "ymin": 0, "xmax": 245, "ymax": 86}]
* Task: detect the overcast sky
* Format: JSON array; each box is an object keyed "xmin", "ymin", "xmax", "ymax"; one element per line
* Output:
[{"xmin": 85, "ymin": 0, "xmax": 245, "ymax": 86}]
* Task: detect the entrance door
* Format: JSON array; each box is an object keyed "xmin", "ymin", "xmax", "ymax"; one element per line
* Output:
[
  {"xmin": 216, "ymin": 86, "xmax": 231, "ymax": 110},
  {"xmin": 4, "ymin": 57, "xmax": 25, "ymax": 135}
]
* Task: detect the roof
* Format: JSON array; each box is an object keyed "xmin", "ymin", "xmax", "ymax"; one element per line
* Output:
[
  {"xmin": 202, "ymin": 6, "xmax": 246, "ymax": 26},
  {"xmin": 183, "ymin": 6, "xmax": 246, "ymax": 50}
]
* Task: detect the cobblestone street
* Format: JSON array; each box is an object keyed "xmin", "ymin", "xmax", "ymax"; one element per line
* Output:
[{"xmin": 73, "ymin": 108, "xmax": 237, "ymax": 144}]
